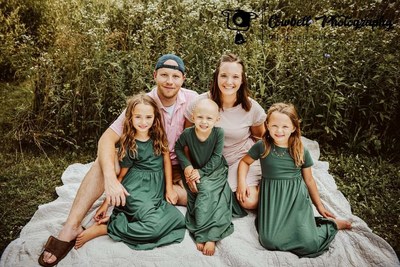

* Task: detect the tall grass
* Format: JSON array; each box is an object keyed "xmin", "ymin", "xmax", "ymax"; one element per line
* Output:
[
  {"xmin": 2, "ymin": 0, "xmax": 399, "ymax": 157},
  {"xmin": 0, "ymin": 0, "xmax": 399, "ymax": 258}
]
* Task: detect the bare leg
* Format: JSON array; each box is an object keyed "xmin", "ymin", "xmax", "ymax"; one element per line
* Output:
[
  {"xmin": 239, "ymin": 186, "xmax": 259, "ymax": 210},
  {"xmin": 203, "ymin": 241, "xmax": 216, "ymax": 256},
  {"xmin": 196, "ymin": 242, "xmax": 205, "ymax": 251},
  {"xmin": 75, "ymin": 223, "xmax": 108, "ymax": 249},
  {"xmin": 334, "ymin": 219, "xmax": 352, "ymax": 230},
  {"xmin": 43, "ymin": 158, "xmax": 107, "ymax": 264}
]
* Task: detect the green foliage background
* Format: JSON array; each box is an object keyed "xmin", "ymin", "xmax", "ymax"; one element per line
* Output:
[
  {"xmin": 1, "ymin": 0, "xmax": 399, "ymax": 258},
  {"xmin": 1, "ymin": 0, "xmax": 399, "ymax": 157}
]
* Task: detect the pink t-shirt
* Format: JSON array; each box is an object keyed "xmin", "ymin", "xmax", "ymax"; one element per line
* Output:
[{"xmin": 110, "ymin": 87, "xmax": 198, "ymax": 165}]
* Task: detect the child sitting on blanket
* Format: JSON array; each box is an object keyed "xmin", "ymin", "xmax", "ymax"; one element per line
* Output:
[
  {"xmin": 237, "ymin": 102, "xmax": 352, "ymax": 257},
  {"xmin": 175, "ymin": 98, "xmax": 235, "ymax": 256},
  {"xmin": 74, "ymin": 93, "xmax": 186, "ymax": 250}
]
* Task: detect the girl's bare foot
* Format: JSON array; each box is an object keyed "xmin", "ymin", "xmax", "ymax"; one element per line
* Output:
[
  {"xmin": 334, "ymin": 219, "xmax": 352, "ymax": 230},
  {"xmin": 203, "ymin": 241, "xmax": 216, "ymax": 256},
  {"xmin": 42, "ymin": 224, "xmax": 84, "ymax": 264},
  {"xmin": 196, "ymin": 242, "xmax": 205, "ymax": 251},
  {"xmin": 75, "ymin": 224, "xmax": 107, "ymax": 249}
]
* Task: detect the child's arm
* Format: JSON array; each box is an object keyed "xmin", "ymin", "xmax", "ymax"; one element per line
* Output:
[
  {"xmin": 196, "ymin": 128, "xmax": 225, "ymax": 178},
  {"xmin": 302, "ymin": 167, "xmax": 335, "ymax": 219},
  {"xmin": 175, "ymin": 131, "xmax": 199, "ymax": 193},
  {"xmin": 237, "ymin": 154, "xmax": 255, "ymax": 203},
  {"xmin": 164, "ymin": 151, "xmax": 179, "ymax": 204}
]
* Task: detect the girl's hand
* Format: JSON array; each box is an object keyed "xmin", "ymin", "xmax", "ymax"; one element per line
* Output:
[
  {"xmin": 317, "ymin": 205, "xmax": 335, "ymax": 219},
  {"xmin": 165, "ymin": 189, "xmax": 178, "ymax": 205},
  {"xmin": 94, "ymin": 201, "xmax": 109, "ymax": 221},
  {"xmin": 97, "ymin": 216, "xmax": 110, "ymax": 224},
  {"xmin": 236, "ymin": 182, "xmax": 250, "ymax": 203},
  {"xmin": 187, "ymin": 180, "xmax": 198, "ymax": 193}
]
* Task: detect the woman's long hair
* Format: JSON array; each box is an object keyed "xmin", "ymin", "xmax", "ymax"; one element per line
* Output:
[
  {"xmin": 210, "ymin": 53, "xmax": 252, "ymax": 111},
  {"xmin": 118, "ymin": 93, "xmax": 168, "ymax": 161},
  {"xmin": 261, "ymin": 103, "xmax": 304, "ymax": 167}
]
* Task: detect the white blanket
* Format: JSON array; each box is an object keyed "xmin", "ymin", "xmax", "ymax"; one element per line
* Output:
[{"xmin": 1, "ymin": 138, "xmax": 399, "ymax": 267}]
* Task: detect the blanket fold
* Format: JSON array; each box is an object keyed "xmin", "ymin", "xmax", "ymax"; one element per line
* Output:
[{"xmin": 1, "ymin": 137, "xmax": 399, "ymax": 267}]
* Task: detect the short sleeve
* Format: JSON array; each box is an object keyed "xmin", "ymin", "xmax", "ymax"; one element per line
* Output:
[
  {"xmin": 250, "ymin": 99, "xmax": 267, "ymax": 126},
  {"xmin": 302, "ymin": 148, "xmax": 314, "ymax": 168},
  {"xmin": 247, "ymin": 140, "xmax": 265, "ymax": 161},
  {"xmin": 119, "ymin": 149, "xmax": 134, "ymax": 168},
  {"xmin": 109, "ymin": 109, "xmax": 126, "ymax": 137}
]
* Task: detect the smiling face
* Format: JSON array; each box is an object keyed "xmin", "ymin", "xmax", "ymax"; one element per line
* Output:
[
  {"xmin": 267, "ymin": 111, "xmax": 296, "ymax": 147},
  {"xmin": 192, "ymin": 99, "xmax": 220, "ymax": 135},
  {"xmin": 154, "ymin": 59, "xmax": 185, "ymax": 104},
  {"xmin": 131, "ymin": 103, "xmax": 155, "ymax": 135},
  {"xmin": 217, "ymin": 62, "xmax": 243, "ymax": 98}
]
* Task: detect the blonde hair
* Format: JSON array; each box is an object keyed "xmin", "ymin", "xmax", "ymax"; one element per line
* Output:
[
  {"xmin": 261, "ymin": 103, "xmax": 304, "ymax": 167},
  {"xmin": 118, "ymin": 93, "xmax": 168, "ymax": 161}
]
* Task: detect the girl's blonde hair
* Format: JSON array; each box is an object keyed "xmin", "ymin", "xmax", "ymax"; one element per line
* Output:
[
  {"xmin": 261, "ymin": 103, "xmax": 304, "ymax": 167},
  {"xmin": 118, "ymin": 93, "xmax": 168, "ymax": 161}
]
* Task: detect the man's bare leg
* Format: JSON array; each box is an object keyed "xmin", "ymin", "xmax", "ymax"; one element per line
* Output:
[{"xmin": 42, "ymin": 158, "xmax": 109, "ymax": 264}]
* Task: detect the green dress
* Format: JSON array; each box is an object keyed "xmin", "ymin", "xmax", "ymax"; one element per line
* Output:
[
  {"xmin": 248, "ymin": 141, "xmax": 338, "ymax": 258},
  {"xmin": 107, "ymin": 139, "xmax": 186, "ymax": 250},
  {"xmin": 175, "ymin": 127, "xmax": 234, "ymax": 243}
]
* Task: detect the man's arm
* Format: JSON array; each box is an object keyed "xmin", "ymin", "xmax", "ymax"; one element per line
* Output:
[{"xmin": 98, "ymin": 128, "xmax": 129, "ymax": 207}]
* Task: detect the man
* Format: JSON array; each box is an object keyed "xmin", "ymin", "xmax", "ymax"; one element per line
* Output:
[{"xmin": 39, "ymin": 54, "xmax": 198, "ymax": 266}]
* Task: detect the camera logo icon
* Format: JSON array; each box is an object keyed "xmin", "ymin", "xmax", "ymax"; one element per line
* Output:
[{"xmin": 222, "ymin": 9, "xmax": 258, "ymax": 44}]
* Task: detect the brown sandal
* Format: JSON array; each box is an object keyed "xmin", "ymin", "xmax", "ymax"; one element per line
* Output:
[{"xmin": 38, "ymin": 236, "xmax": 76, "ymax": 267}]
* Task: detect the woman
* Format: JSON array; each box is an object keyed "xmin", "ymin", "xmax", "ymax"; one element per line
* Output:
[{"xmin": 185, "ymin": 53, "xmax": 266, "ymax": 209}]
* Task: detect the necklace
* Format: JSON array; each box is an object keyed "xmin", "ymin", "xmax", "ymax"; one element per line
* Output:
[{"xmin": 272, "ymin": 144, "xmax": 287, "ymax": 157}]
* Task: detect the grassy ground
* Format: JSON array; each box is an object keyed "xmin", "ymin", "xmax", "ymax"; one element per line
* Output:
[
  {"xmin": 321, "ymin": 149, "xmax": 400, "ymax": 257},
  {"xmin": 0, "ymin": 82, "xmax": 399, "ymax": 258}
]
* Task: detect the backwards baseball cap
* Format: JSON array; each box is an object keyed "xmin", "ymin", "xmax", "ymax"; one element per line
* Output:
[{"xmin": 155, "ymin": 54, "xmax": 185, "ymax": 74}]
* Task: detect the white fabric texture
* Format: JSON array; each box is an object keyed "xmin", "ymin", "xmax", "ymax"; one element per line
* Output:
[{"xmin": 1, "ymin": 137, "xmax": 399, "ymax": 267}]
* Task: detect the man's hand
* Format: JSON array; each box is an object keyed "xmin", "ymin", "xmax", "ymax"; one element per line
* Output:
[{"xmin": 104, "ymin": 175, "xmax": 130, "ymax": 206}]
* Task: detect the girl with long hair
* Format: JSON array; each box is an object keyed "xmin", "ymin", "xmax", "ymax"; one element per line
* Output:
[
  {"xmin": 74, "ymin": 93, "xmax": 185, "ymax": 250},
  {"xmin": 238, "ymin": 103, "xmax": 351, "ymax": 257}
]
